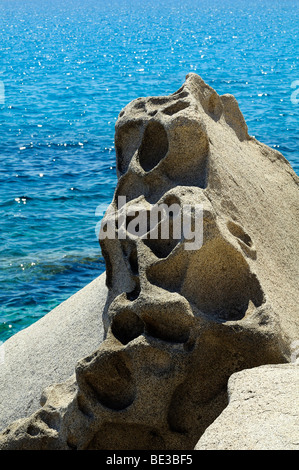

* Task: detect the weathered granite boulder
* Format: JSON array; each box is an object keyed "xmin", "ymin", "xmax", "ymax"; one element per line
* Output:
[
  {"xmin": 0, "ymin": 273, "xmax": 107, "ymax": 433},
  {"xmin": 0, "ymin": 73, "xmax": 298, "ymax": 450},
  {"xmin": 195, "ymin": 363, "xmax": 299, "ymax": 450}
]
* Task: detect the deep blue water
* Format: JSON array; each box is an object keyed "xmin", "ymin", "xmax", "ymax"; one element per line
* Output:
[{"xmin": 0, "ymin": 0, "xmax": 298, "ymax": 343}]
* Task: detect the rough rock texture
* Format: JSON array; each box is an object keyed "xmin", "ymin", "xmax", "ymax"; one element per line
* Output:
[
  {"xmin": 0, "ymin": 273, "xmax": 107, "ymax": 432},
  {"xmin": 195, "ymin": 363, "xmax": 299, "ymax": 450},
  {"xmin": 0, "ymin": 73, "xmax": 298, "ymax": 450}
]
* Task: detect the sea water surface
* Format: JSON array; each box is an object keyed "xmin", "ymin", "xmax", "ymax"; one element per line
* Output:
[{"xmin": 0, "ymin": 0, "xmax": 298, "ymax": 342}]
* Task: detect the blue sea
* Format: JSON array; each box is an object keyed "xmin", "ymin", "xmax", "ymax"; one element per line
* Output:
[{"xmin": 0, "ymin": 0, "xmax": 298, "ymax": 343}]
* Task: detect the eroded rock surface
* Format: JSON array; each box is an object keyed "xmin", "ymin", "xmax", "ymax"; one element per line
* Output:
[
  {"xmin": 0, "ymin": 273, "xmax": 107, "ymax": 433},
  {"xmin": 0, "ymin": 73, "xmax": 298, "ymax": 450},
  {"xmin": 195, "ymin": 363, "xmax": 299, "ymax": 450}
]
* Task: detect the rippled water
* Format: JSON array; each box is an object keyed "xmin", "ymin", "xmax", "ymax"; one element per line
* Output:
[{"xmin": 0, "ymin": 0, "xmax": 298, "ymax": 342}]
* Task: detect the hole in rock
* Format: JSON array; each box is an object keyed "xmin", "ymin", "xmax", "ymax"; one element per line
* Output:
[
  {"xmin": 38, "ymin": 409, "xmax": 60, "ymax": 431},
  {"xmin": 121, "ymin": 241, "xmax": 140, "ymax": 277},
  {"xmin": 146, "ymin": 250, "xmax": 188, "ymax": 294},
  {"xmin": 144, "ymin": 195, "xmax": 181, "ymax": 258},
  {"xmin": 100, "ymin": 243, "xmax": 113, "ymax": 289},
  {"xmin": 26, "ymin": 424, "xmax": 40, "ymax": 437},
  {"xmin": 176, "ymin": 91, "xmax": 189, "ymax": 99},
  {"xmin": 148, "ymin": 97, "xmax": 169, "ymax": 106},
  {"xmin": 126, "ymin": 279, "xmax": 141, "ymax": 301},
  {"xmin": 145, "ymin": 319, "xmax": 190, "ymax": 344},
  {"xmin": 144, "ymin": 234, "xmax": 179, "ymax": 259},
  {"xmin": 115, "ymin": 120, "xmax": 143, "ymax": 175},
  {"xmin": 128, "ymin": 247, "xmax": 139, "ymax": 275},
  {"xmin": 180, "ymin": 239, "xmax": 263, "ymax": 321},
  {"xmin": 227, "ymin": 221, "xmax": 253, "ymax": 247},
  {"xmin": 133, "ymin": 100, "xmax": 146, "ymax": 110},
  {"xmin": 162, "ymin": 194, "xmax": 181, "ymax": 207},
  {"xmin": 138, "ymin": 121, "xmax": 169, "ymax": 172},
  {"xmin": 84, "ymin": 352, "xmax": 136, "ymax": 411},
  {"xmin": 111, "ymin": 308, "xmax": 144, "ymax": 344},
  {"xmin": 162, "ymin": 100, "xmax": 189, "ymax": 116},
  {"xmin": 147, "ymin": 238, "xmax": 264, "ymax": 322},
  {"xmin": 141, "ymin": 303, "xmax": 191, "ymax": 344}
]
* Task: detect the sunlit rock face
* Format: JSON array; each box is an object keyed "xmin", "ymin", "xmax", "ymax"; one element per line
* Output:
[{"xmin": 0, "ymin": 73, "xmax": 298, "ymax": 450}]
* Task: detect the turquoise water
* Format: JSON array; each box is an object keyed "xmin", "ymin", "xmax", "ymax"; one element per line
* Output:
[{"xmin": 0, "ymin": 0, "xmax": 298, "ymax": 343}]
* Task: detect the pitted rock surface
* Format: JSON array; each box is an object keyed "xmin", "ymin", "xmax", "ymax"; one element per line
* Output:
[{"xmin": 0, "ymin": 73, "xmax": 298, "ymax": 450}]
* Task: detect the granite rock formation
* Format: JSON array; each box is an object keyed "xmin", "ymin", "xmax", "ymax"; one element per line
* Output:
[
  {"xmin": 0, "ymin": 273, "xmax": 107, "ymax": 433},
  {"xmin": 195, "ymin": 363, "xmax": 299, "ymax": 450},
  {"xmin": 0, "ymin": 73, "xmax": 298, "ymax": 450}
]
